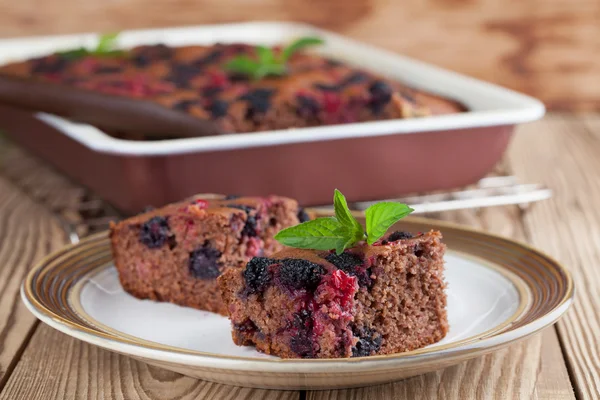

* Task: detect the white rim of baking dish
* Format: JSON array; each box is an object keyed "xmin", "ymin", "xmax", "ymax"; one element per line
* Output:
[{"xmin": 0, "ymin": 21, "xmax": 545, "ymax": 156}]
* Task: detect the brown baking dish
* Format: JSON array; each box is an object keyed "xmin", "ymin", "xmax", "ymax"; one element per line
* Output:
[{"xmin": 0, "ymin": 23, "xmax": 543, "ymax": 214}]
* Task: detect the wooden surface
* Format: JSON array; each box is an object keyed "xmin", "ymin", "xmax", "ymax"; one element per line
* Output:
[
  {"xmin": 0, "ymin": 114, "xmax": 598, "ymax": 398},
  {"xmin": 0, "ymin": 0, "xmax": 598, "ymax": 112}
]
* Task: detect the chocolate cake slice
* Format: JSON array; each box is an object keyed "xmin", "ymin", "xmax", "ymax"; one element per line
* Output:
[
  {"xmin": 218, "ymin": 230, "xmax": 448, "ymax": 358},
  {"xmin": 110, "ymin": 195, "xmax": 304, "ymax": 315}
]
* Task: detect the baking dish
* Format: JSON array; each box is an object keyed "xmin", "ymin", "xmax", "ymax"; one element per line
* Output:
[{"xmin": 0, "ymin": 22, "xmax": 544, "ymax": 214}]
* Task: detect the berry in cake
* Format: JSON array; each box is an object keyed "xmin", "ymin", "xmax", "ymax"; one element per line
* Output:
[
  {"xmin": 109, "ymin": 194, "xmax": 303, "ymax": 315},
  {"xmin": 218, "ymin": 231, "xmax": 448, "ymax": 358},
  {"xmin": 218, "ymin": 189, "xmax": 448, "ymax": 358}
]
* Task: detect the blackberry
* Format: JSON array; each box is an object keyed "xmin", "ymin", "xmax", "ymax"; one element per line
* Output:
[
  {"xmin": 166, "ymin": 64, "xmax": 202, "ymax": 88},
  {"xmin": 228, "ymin": 204, "xmax": 258, "ymax": 237},
  {"xmin": 279, "ymin": 259, "xmax": 325, "ymax": 291},
  {"xmin": 139, "ymin": 216, "xmax": 172, "ymax": 249},
  {"xmin": 32, "ymin": 57, "xmax": 69, "ymax": 74},
  {"xmin": 342, "ymin": 72, "xmax": 368, "ymax": 85},
  {"xmin": 173, "ymin": 99, "xmax": 197, "ymax": 112},
  {"xmin": 201, "ymin": 86, "xmax": 223, "ymax": 98},
  {"xmin": 351, "ymin": 327, "xmax": 382, "ymax": 357},
  {"xmin": 193, "ymin": 49, "xmax": 224, "ymax": 67},
  {"xmin": 297, "ymin": 207, "xmax": 310, "ymax": 223},
  {"xmin": 234, "ymin": 319, "xmax": 258, "ymax": 334},
  {"xmin": 209, "ymin": 100, "xmax": 229, "ymax": 118},
  {"xmin": 290, "ymin": 309, "xmax": 315, "ymax": 358},
  {"xmin": 414, "ymin": 244, "xmax": 424, "ymax": 258},
  {"xmin": 296, "ymin": 95, "xmax": 321, "ymax": 118},
  {"xmin": 325, "ymin": 252, "xmax": 372, "ymax": 287},
  {"xmin": 243, "ymin": 257, "xmax": 274, "ymax": 294},
  {"xmin": 132, "ymin": 44, "xmax": 173, "ymax": 67},
  {"xmin": 388, "ymin": 231, "xmax": 413, "ymax": 241},
  {"xmin": 240, "ymin": 89, "xmax": 275, "ymax": 118},
  {"xmin": 368, "ymin": 80, "xmax": 393, "ymax": 114},
  {"xmin": 188, "ymin": 245, "xmax": 222, "ymax": 279}
]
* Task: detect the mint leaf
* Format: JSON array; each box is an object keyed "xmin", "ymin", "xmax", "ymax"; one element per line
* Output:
[
  {"xmin": 95, "ymin": 32, "xmax": 119, "ymax": 53},
  {"xmin": 275, "ymin": 217, "xmax": 352, "ymax": 252},
  {"xmin": 365, "ymin": 202, "xmax": 414, "ymax": 244},
  {"xmin": 333, "ymin": 189, "xmax": 364, "ymax": 237},
  {"xmin": 282, "ymin": 36, "xmax": 325, "ymax": 62},
  {"xmin": 255, "ymin": 45, "xmax": 274, "ymax": 65},
  {"xmin": 225, "ymin": 56, "xmax": 261, "ymax": 76}
]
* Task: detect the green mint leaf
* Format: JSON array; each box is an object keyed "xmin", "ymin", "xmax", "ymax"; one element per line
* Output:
[
  {"xmin": 282, "ymin": 36, "xmax": 325, "ymax": 62},
  {"xmin": 225, "ymin": 56, "xmax": 262, "ymax": 76},
  {"xmin": 255, "ymin": 45, "xmax": 275, "ymax": 65},
  {"xmin": 56, "ymin": 47, "xmax": 90, "ymax": 59},
  {"xmin": 95, "ymin": 32, "xmax": 120, "ymax": 53},
  {"xmin": 365, "ymin": 202, "xmax": 414, "ymax": 245},
  {"xmin": 333, "ymin": 189, "xmax": 364, "ymax": 237},
  {"xmin": 275, "ymin": 217, "xmax": 353, "ymax": 252}
]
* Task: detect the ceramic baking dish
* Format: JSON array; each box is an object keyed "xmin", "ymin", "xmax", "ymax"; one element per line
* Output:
[{"xmin": 0, "ymin": 22, "xmax": 544, "ymax": 214}]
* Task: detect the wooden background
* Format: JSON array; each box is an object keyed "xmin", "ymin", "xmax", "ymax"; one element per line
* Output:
[{"xmin": 0, "ymin": 0, "xmax": 598, "ymax": 111}]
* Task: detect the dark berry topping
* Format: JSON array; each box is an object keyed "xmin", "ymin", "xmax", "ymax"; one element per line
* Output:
[
  {"xmin": 325, "ymin": 252, "xmax": 362, "ymax": 271},
  {"xmin": 167, "ymin": 64, "xmax": 202, "ymax": 88},
  {"xmin": 296, "ymin": 95, "xmax": 321, "ymax": 118},
  {"xmin": 368, "ymin": 80, "xmax": 393, "ymax": 114},
  {"xmin": 387, "ymin": 231, "xmax": 413, "ymax": 242},
  {"xmin": 209, "ymin": 100, "xmax": 229, "ymax": 118},
  {"xmin": 325, "ymin": 252, "xmax": 372, "ymax": 287},
  {"xmin": 342, "ymin": 72, "xmax": 369, "ymax": 85},
  {"xmin": 193, "ymin": 49, "xmax": 223, "ymax": 67},
  {"xmin": 243, "ymin": 257, "xmax": 275, "ymax": 294},
  {"xmin": 297, "ymin": 207, "xmax": 310, "ymax": 223},
  {"xmin": 414, "ymin": 244, "xmax": 424, "ymax": 258},
  {"xmin": 188, "ymin": 245, "xmax": 222, "ymax": 279},
  {"xmin": 95, "ymin": 66, "xmax": 123, "ymax": 74},
  {"xmin": 240, "ymin": 89, "xmax": 275, "ymax": 118},
  {"xmin": 228, "ymin": 204, "xmax": 258, "ymax": 237},
  {"xmin": 201, "ymin": 86, "xmax": 223, "ymax": 98},
  {"xmin": 173, "ymin": 99, "xmax": 198, "ymax": 112},
  {"xmin": 132, "ymin": 44, "xmax": 173, "ymax": 67},
  {"xmin": 279, "ymin": 259, "xmax": 325, "ymax": 291},
  {"xmin": 352, "ymin": 327, "xmax": 382, "ymax": 357},
  {"xmin": 139, "ymin": 216, "xmax": 172, "ymax": 249},
  {"xmin": 234, "ymin": 319, "xmax": 258, "ymax": 334},
  {"xmin": 289, "ymin": 309, "xmax": 315, "ymax": 358},
  {"xmin": 32, "ymin": 57, "xmax": 69, "ymax": 74}
]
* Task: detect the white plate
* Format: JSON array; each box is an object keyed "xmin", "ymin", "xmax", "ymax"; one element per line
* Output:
[
  {"xmin": 0, "ymin": 22, "xmax": 544, "ymax": 155},
  {"xmin": 22, "ymin": 218, "xmax": 573, "ymax": 389}
]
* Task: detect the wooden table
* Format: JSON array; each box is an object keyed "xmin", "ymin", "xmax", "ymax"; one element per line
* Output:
[{"xmin": 0, "ymin": 113, "xmax": 597, "ymax": 399}]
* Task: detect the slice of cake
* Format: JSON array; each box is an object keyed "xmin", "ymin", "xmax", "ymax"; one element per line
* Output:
[
  {"xmin": 110, "ymin": 195, "xmax": 306, "ymax": 315},
  {"xmin": 218, "ymin": 230, "xmax": 448, "ymax": 358}
]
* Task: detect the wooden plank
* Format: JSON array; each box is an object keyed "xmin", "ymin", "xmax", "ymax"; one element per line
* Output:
[
  {"xmin": 0, "ymin": 0, "xmax": 598, "ymax": 111},
  {"xmin": 0, "ymin": 175, "xmax": 67, "ymax": 388},
  {"xmin": 0, "ymin": 325, "xmax": 298, "ymax": 400},
  {"xmin": 309, "ymin": 166, "xmax": 575, "ymax": 398},
  {"xmin": 507, "ymin": 114, "xmax": 600, "ymax": 400}
]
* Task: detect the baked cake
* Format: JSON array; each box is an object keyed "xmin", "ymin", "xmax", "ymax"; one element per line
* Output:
[
  {"xmin": 218, "ymin": 230, "xmax": 448, "ymax": 358},
  {"xmin": 110, "ymin": 194, "xmax": 306, "ymax": 315},
  {"xmin": 0, "ymin": 42, "xmax": 465, "ymax": 139}
]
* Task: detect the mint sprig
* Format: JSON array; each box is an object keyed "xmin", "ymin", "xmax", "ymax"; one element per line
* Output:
[
  {"xmin": 275, "ymin": 189, "xmax": 414, "ymax": 254},
  {"xmin": 56, "ymin": 32, "xmax": 125, "ymax": 59},
  {"xmin": 224, "ymin": 36, "xmax": 324, "ymax": 80}
]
